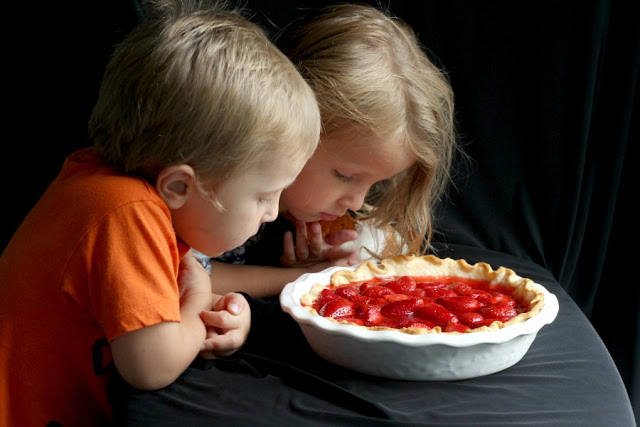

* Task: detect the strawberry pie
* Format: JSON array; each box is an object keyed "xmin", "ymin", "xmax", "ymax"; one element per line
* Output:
[{"xmin": 300, "ymin": 255, "xmax": 545, "ymax": 334}]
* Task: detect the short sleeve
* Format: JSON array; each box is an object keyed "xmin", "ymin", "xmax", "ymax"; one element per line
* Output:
[{"xmin": 73, "ymin": 200, "xmax": 182, "ymax": 341}]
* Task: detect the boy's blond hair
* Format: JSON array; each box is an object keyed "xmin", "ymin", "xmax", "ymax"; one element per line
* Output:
[
  {"xmin": 277, "ymin": 4, "xmax": 460, "ymax": 255},
  {"xmin": 89, "ymin": 1, "xmax": 320, "ymax": 195}
]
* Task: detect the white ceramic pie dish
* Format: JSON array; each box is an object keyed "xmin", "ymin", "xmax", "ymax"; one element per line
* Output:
[{"xmin": 280, "ymin": 263, "xmax": 559, "ymax": 381}]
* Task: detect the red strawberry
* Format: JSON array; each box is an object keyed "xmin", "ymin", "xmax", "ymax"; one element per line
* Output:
[
  {"xmin": 380, "ymin": 298, "xmax": 419, "ymax": 318},
  {"xmin": 317, "ymin": 289, "xmax": 338, "ymax": 304},
  {"xmin": 448, "ymin": 282, "xmax": 473, "ymax": 295},
  {"xmin": 481, "ymin": 302, "xmax": 517, "ymax": 321},
  {"xmin": 490, "ymin": 293, "xmax": 516, "ymax": 306},
  {"xmin": 386, "ymin": 276, "xmax": 417, "ymax": 293},
  {"xmin": 410, "ymin": 318, "xmax": 437, "ymax": 329},
  {"xmin": 335, "ymin": 286, "xmax": 359, "ymax": 300},
  {"xmin": 467, "ymin": 289, "xmax": 492, "ymax": 303},
  {"xmin": 386, "ymin": 317, "xmax": 435, "ymax": 329},
  {"xmin": 356, "ymin": 305, "xmax": 384, "ymax": 325},
  {"xmin": 449, "ymin": 282, "xmax": 492, "ymax": 303},
  {"xmin": 415, "ymin": 303, "xmax": 459, "ymax": 326},
  {"xmin": 423, "ymin": 287, "xmax": 457, "ymax": 298},
  {"xmin": 370, "ymin": 297, "xmax": 390, "ymax": 305},
  {"xmin": 406, "ymin": 288, "xmax": 426, "ymax": 297},
  {"xmin": 416, "ymin": 281, "xmax": 446, "ymax": 290},
  {"xmin": 347, "ymin": 293, "xmax": 372, "ymax": 305},
  {"xmin": 319, "ymin": 298, "xmax": 355, "ymax": 318},
  {"xmin": 444, "ymin": 322, "xmax": 469, "ymax": 333},
  {"xmin": 313, "ymin": 289, "xmax": 338, "ymax": 311},
  {"xmin": 361, "ymin": 285, "xmax": 394, "ymax": 298},
  {"xmin": 437, "ymin": 295, "xmax": 483, "ymax": 313},
  {"xmin": 358, "ymin": 282, "xmax": 374, "ymax": 293},
  {"xmin": 417, "ymin": 296, "xmax": 435, "ymax": 306},
  {"xmin": 457, "ymin": 312, "xmax": 485, "ymax": 328},
  {"xmin": 383, "ymin": 293, "xmax": 411, "ymax": 302}
]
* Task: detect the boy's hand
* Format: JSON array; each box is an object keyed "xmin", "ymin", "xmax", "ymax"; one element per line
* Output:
[
  {"xmin": 280, "ymin": 218, "xmax": 359, "ymax": 267},
  {"xmin": 198, "ymin": 292, "xmax": 250, "ymax": 359}
]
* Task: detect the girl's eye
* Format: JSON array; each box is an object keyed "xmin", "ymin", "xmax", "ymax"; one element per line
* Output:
[
  {"xmin": 335, "ymin": 170, "xmax": 353, "ymax": 183},
  {"xmin": 259, "ymin": 198, "xmax": 273, "ymax": 205}
]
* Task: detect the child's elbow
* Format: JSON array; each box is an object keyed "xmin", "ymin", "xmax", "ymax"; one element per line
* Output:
[
  {"xmin": 121, "ymin": 369, "xmax": 179, "ymax": 391},
  {"xmin": 110, "ymin": 326, "xmax": 192, "ymax": 391}
]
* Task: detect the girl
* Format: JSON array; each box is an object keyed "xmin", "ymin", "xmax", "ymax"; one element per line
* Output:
[{"xmin": 209, "ymin": 3, "xmax": 460, "ymax": 298}]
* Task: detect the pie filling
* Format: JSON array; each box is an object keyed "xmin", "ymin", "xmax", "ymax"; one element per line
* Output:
[{"xmin": 300, "ymin": 255, "xmax": 545, "ymax": 334}]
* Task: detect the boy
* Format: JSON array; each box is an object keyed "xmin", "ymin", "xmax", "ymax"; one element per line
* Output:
[{"xmin": 0, "ymin": 2, "xmax": 320, "ymax": 425}]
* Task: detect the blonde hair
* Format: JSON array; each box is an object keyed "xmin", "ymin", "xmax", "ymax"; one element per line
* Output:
[
  {"xmin": 89, "ymin": 0, "xmax": 320, "ymax": 192},
  {"xmin": 277, "ymin": 4, "xmax": 460, "ymax": 255}
]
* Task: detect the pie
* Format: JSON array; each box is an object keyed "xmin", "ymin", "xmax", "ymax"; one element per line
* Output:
[{"xmin": 300, "ymin": 255, "xmax": 545, "ymax": 334}]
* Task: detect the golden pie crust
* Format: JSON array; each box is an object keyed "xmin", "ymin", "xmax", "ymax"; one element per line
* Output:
[{"xmin": 301, "ymin": 255, "xmax": 546, "ymax": 334}]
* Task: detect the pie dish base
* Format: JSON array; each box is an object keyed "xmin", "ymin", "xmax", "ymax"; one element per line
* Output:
[{"xmin": 280, "ymin": 263, "xmax": 559, "ymax": 381}]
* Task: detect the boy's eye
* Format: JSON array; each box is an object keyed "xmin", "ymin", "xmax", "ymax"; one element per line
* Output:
[
  {"xmin": 259, "ymin": 198, "xmax": 273, "ymax": 205},
  {"xmin": 335, "ymin": 170, "xmax": 353, "ymax": 183}
]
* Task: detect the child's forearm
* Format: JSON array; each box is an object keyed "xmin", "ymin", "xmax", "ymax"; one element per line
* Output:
[
  {"xmin": 209, "ymin": 260, "xmax": 314, "ymax": 298},
  {"xmin": 111, "ymin": 291, "xmax": 210, "ymax": 390}
]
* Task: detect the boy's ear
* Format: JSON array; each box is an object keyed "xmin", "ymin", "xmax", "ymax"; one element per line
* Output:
[{"xmin": 155, "ymin": 164, "xmax": 197, "ymax": 209}]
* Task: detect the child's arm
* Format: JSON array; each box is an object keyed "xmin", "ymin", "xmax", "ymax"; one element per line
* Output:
[
  {"xmin": 110, "ymin": 252, "xmax": 212, "ymax": 391},
  {"xmin": 209, "ymin": 261, "xmax": 323, "ymax": 297},
  {"xmin": 209, "ymin": 224, "xmax": 358, "ymax": 298},
  {"xmin": 199, "ymin": 292, "xmax": 251, "ymax": 359}
]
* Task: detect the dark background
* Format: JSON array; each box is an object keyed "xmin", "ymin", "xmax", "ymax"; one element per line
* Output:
[{"xmin": 5, "ymin": 0, "xmax": 637, "ymax": 421}]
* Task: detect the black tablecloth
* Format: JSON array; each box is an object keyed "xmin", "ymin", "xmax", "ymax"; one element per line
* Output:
[
  {"xmin": 115, "ymin": 244, "xmax": 636, "ymax": 426},
  {"xmin": 5, "ymin": 0, "xmax": 635, "ymax": 423}
]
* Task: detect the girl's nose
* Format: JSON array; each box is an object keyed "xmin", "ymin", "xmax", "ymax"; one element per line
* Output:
[{"xmin": 338, "ymin": 188, "xmax": 368, "ymax": 212}]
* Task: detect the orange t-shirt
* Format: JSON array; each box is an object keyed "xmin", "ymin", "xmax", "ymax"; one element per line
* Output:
[{"xmin": 0, "ymin": 148, "xmax": 186, "ymax": 426}]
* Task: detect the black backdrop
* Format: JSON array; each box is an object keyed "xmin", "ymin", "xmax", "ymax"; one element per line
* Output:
[{"xmin": 4, "ymin": 0, "xmax": 637, "ymax": 421}]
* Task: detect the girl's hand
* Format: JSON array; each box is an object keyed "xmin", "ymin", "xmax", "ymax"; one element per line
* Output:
[
  {"xmin": 198, "ymin": 292, "xmax": 250, "ymax": 359},
  {"xmin": 280, "ymin": 217, "xmax": 359, "ymax": 267}
]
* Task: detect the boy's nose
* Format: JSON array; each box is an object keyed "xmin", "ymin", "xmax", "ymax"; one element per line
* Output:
[{"xmin": 263, "ymin": 203, "xmax": 279, "ymax": 223}]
